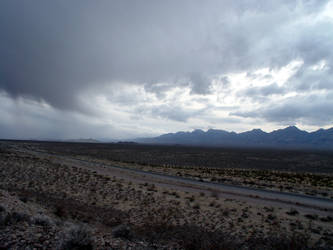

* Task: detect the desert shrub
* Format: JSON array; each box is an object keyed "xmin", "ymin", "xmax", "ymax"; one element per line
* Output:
[
  {"xmin": 320, "ymin": 216, "xmax": 333, "ymax": 222},
  {"xmin": 32, "ymin": 214, "xmax": 54, "ymax": 227},
  {"xmin": 112, "ymin": 224, "xmax": 131, "ymax": 239},
  {"xmin": 209, "ymin": 201, "xmax": 216, "ymax": 207},
  {"xmin": 304, "ymin": 214, "xmax": 318, "ymax": 220},
  {"xmin": 54, "ymin": 205, "xmax": 66, "ymax": 218},
  {"xmin": 9, "ymin": 211, "xmax": 30, "ymax": 224},
  {"xmin": 0, "ymin": 205, "xmax": 5, "ymax": 213},
  {"xmin": 193, "ymin": 203, "xmax": 200, "ymax": 210},
  {"xmin": 264, "ymin": 206, "xmax": 275, "ymax": 212},
  {"xmin": 222, "ymin": 209, "xmax": 230, "ymax": 217},
  {"xmin": 187, "ymin": 195, "xmax": 195, "ymax": 202},
  {"xmin": 171, "ymin": 191, "xmax": 180, "ymax": 198},
  {"xmin": 286, "ymin": 208, "xmax": 299, "ymax": 216},
  {"xmin": 210, "ymin": 190, "xmax": 219, "ymax": 199},
  {"xmin": 58, "ymin": 224, "xmax": 94, "ymax": 250},
  {"xmin": 0, "ymin": 211, "xmax": 10, "ymax": 227},
  {"xmin": 19, "ymin": 196, "xmax": 28, "ymax": 203},
  {"xmin": 147, "ymin": 184, "xmax": 157, "ymax": 192}
]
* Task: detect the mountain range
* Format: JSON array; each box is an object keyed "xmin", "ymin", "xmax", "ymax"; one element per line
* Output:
[{"xmin": 136, "ymin": 126, "xmax": 333, "ymax": 149}]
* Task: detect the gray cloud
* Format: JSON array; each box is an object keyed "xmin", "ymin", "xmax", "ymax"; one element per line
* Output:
[
  {"xmin": 232, "ymin": 92, "xmax": 333, "ymax": 126},
  {"xmin": 189, "ymin": 73, "xmax": 212, "ymax": 95},
  {"xmin": 291, "ymin": 65, "xmax": 333, "ymax": 92},
  {"xmin": 147, "ymin": 104, "xmax": 205, "ymax": 122},
  {"xmin": 0, "ymin": 0, "xmax": 330, "ymax": 111},
  {"xmin": 143, "ymin": 80, "xmax": 188, "ymax": 99},
  {"xmin": 239, "ymin": 83, "xmax": 286, "ymax": 98},
  {"xmin": 219, "ymin": 76, "xmax": 231, "ymax": 87}
]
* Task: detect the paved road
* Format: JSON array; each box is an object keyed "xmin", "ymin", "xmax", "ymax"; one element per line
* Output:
[{"xmin": 10, "ymin": 144, "xmax": 333, "ymax": 213}]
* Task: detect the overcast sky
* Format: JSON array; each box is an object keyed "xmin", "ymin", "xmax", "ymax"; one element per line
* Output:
[{"xmin": 1, "ymin": 0, "xmax": 333, "ymax": 140}]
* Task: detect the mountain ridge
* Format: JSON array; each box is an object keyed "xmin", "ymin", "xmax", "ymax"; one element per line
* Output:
[{"xmin": 136, "ymin": 126, "xmax": 333, "ymax": 149}]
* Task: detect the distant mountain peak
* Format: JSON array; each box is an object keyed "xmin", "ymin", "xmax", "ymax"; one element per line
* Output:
[
  {"xmin": 192, "ymin": 129, "xmax": 205, "ymax": 134},
  {"xmin": 250, "ymin": 128, "xmax": 266, "ymax": 133},
  {"xmin": 285, "ymin": 126, "xmax": 308, "ymax": 134},
  {"xmin": 272, "ymin": 125, "xmax": 306, "ymax": 134},
  {"xmin": 285, "ymin": 125, "xmax": 300, "ymax": 130}
]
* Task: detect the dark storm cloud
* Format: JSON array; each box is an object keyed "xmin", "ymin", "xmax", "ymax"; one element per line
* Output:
[
  {"xmin": 0, "ymin": 0, "xmax": 224, "ymax": 110},
  {"xmin": 0, "ymin": 0, "xmax": 331, "ymax": 112}
]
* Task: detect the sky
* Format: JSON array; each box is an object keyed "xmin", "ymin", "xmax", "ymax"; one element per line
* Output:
[{"xmin": 1, "ymin": 0, "xmax": 333, "ymax": 140}]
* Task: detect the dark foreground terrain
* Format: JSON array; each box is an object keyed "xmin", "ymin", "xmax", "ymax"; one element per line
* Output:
[{"xmin": 0, "ymin": 140, "xmax": 332, "ymax": 249}]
